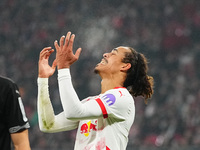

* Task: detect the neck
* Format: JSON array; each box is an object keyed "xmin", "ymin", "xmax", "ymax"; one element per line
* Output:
[{"xmin": 100, "ymin": 75, "xmax": 124, "ymax": 94}]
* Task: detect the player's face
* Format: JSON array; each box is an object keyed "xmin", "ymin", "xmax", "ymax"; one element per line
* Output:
[{"xmin": 95, "ymin": 46, "xmax": 131, "ymax": 75}]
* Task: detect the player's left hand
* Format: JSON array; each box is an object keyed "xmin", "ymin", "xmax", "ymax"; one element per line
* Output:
[{"xmin": 54, "ymin": 32, "xmax": 82, "ymax": 69}]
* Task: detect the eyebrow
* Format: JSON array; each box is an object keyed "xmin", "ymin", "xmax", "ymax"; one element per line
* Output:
[{"xmin": 112, "ymin": 48, "xmax": 118, "ymax": 53}]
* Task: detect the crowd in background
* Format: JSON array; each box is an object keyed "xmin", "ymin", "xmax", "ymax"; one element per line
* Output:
[{"xmin": 0, "ymin": 0, "xmax": 200, "ymax": 149}]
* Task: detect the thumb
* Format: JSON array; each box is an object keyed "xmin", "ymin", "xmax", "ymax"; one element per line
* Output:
[
  {"xmin": 75, "ymin": 48, "xmax": 82, "ymax": 59},
  {"xmin": 52, "ymin": 59, "xmax": 57, "ymax": 69}
]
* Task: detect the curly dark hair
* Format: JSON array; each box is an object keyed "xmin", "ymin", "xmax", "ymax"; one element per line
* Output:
[{"xmin": 122, "ymin": 47, "xmax": 154, "ymax": 104}]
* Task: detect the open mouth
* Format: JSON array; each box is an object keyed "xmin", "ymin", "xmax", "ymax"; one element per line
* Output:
[{"xmin": 100, "ymin": 58, "xmax": 108, "ymax": 64}]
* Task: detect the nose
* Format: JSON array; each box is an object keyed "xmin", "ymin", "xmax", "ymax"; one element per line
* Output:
[{"xmin": 103, "ymin": 53, "xmax": 109, "ymax": 58}]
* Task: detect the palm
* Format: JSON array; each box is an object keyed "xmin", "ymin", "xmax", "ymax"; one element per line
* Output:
[
  {"xmin": 38, "ymin": 47, "xmax": 56, "ymax": 78},
  {"xmin": 39, "ymin": 59, "xmax": 55, "ymax": 77},
  {"xmin": 54, "ymin": 32, "xmax": 82, "ymax": 69}
]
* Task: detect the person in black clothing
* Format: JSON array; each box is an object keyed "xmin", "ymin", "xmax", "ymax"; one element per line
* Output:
[{"xmin": 0, "ymin": 76, "xmax": 31, "ymax": 150}]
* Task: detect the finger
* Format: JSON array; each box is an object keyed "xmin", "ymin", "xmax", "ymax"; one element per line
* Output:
[
  {"xmin": 74, "ymin": 48, "xmax": 82, "ymax": 59},
  {"xmin": 45, "ymin": 49, "xmax": 54, "ymax": 59},
  {"xmin": 52, "ymin": 59, "xmax": 57, "ymax": 69},
  {"xmin": 45, "ymin": 49, "xmax": 54, "ymax": 56},
  {"xmin": 68, "ymin": 34, "xmax": 75, "ymax": 53},
  {"xmin": 54, "ymin": 40, "xmax": 60, "ymax": 52},
  {"xmin": 64, "ymin": 31, "xmax": 71, "ymax": 47},
  {"xmin": 40, "ymin": 47, "xmax": 52, "ymax": 55},
  {"xmin": 59, "ymin": 35, "xmax": 65, "ymax": 50},
  {"xmin": 40, "ymin": 47, "xmax": 52, "ymax": 58}
]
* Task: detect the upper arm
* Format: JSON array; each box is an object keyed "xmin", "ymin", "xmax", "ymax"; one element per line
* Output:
[
  {"xmin": 66, "ymin": 91, "xmax": 130, "ymax": 121},
  {"xmin": 11, "ymin": 129, "xmax": 31, "ymax": 150},
  {"xmin": 64, "ymin": 100, "xmax": 103, "ymax": 121},
  {"xmin": 70, "ymin": 92, "xmax": 129, "ymax": 121},
  {"xmin": 6, "ymin": 82, "xmax": 29, "ymax": 127},
  {"xmin": 7, "ymin": 82, "xmax": 31, "ymax": 149}
]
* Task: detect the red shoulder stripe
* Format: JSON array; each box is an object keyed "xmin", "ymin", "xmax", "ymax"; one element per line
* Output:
[{"xmin": 95, "ymin": 98, "xmax": 108, "ymax": 118}]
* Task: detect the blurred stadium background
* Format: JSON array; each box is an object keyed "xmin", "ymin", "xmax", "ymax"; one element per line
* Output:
[{"xmin": 0, "ymin": 0, "xmax": 200, "ymax": 149}]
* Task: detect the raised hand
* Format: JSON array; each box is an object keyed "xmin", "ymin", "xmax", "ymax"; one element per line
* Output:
[
  {"xmin": 54, "ymin": 32, "xmax": 82, "ymax": 69},
  {"xmin": 38, "ymin": 47, "xmax": 57, "ymax": 78}
]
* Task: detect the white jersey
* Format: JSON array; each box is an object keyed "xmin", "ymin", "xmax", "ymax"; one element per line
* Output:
[
  {"xmin": 37, "ymin": 69, "xmax": 135, "ymax": 150},
  {"xmin": 75, "ymin": 88, "xmax": 135, "ymax": 150}
]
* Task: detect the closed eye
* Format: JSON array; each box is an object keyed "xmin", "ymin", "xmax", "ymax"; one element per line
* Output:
[
  {"xmin": 111, "ymin": 52, "xmax": 116, "ymax": 55},
  {"xmin": 111, "ymin": 49, "xmax": 118, "ymax": 55}
]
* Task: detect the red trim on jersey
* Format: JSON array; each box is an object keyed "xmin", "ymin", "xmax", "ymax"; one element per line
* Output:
[
  {"xmin": 95, "ymin": 98, "xmax": 108, "ymax": 118},
  {"xmin": 114, "ymin": 87, "xmax": 126, "ymax": 89},
  {"xmin": 106, "ymin": 146, "xmax": 110, "ymax": 150}
]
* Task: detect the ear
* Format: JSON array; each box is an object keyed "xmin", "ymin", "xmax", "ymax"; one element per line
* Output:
[{"xmin": 120, "ymin": 63, "xmax": 131, "ymax": 72}]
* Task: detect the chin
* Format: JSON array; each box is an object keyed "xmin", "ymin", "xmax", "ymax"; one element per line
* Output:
[{"xmin": 94, "ymin": 67, "xmax": 99, "ymax": 74}]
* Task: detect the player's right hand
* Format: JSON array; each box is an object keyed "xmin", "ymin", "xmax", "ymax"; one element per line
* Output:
[{"xmin": 38, "ymin": 47, "xmax": 57, "ymax": 78}]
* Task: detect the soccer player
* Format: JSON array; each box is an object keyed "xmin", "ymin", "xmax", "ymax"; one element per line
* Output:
[
  {"xmin": 0, "ymin": 76, "xmax": 31, "ymax": 150},
  {"xmin": 37, "ymin": 32, "xmax": 154, "ymax": 150}
]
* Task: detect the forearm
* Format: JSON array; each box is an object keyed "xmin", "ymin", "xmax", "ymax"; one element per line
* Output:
[
  {"xmin": 11, "ymin": 130, "xmax": 31, "ymax": 150},
  {"xmin": 14, "ymin": 144, "xmax": 31, "ymax": 150},
  {"xmin": 37, "ymin": 78, "xmax": 78, "ymax": 132},
  {"xmin": 37, "ymin": 78, "xmax": 55, "ymax": 131},
  {"xmin": 58, "ymin": 69, "xmax": 81, "ymax": 119}
]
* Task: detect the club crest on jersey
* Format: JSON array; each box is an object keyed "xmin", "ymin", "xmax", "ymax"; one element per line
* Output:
[
  {"xmin": 80, "ymin": 121, "xmax": 97, "ymax": 137},
  {"xmin": 102, "ymin": 94, "xmax": 116, "ymax": 106}
]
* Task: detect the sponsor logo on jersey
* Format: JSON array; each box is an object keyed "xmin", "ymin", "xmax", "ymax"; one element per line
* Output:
[
  {"xmin": 102, "ymin": 94, "xmax": 116, "ymax": 106},
  {"xmin": 80, "ymin": 121, "xmax": 97, "ymax": 137}
]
